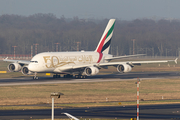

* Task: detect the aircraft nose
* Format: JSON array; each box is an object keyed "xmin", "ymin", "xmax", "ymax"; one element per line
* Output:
[{"xmin": 28, "ymin": 63, "xmax": 36, "ymax": 72}]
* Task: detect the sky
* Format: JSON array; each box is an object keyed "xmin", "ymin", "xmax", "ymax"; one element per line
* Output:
[{"xmin": 0, "ymin": 0, "xmax": 180, "ymax": 20}]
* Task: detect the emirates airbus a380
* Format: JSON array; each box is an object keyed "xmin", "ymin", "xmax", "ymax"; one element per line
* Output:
[{"xmin": 3, "ymin": 19, "xmax": 178, "ymax": 79}]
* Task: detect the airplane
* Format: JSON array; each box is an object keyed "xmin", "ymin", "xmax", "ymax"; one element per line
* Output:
[
  {"xmin": 62, "ymin": 113, "xmax": 79, "ymax": 120},
  {"xmin": 3, "ymin": 19, "xmax": 178, "ymax": 79}
]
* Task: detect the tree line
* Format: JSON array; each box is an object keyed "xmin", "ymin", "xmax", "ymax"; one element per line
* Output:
[{"xmin": 0, "ymin": 13, "xmax": 180, "ymax": 56}]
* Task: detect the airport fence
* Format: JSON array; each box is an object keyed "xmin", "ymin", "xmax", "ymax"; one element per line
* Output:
[{"xmin": 0, "ymin": 54, "xmax": 31, "ymax": 60}]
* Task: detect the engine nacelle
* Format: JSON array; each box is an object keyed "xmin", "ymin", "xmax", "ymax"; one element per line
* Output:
[
  {"xmin": 21, "ymin": 66, "xmax": 33, "ymax": 75},
  {"xmin": 117, "ymin": 64, "xmax": 132, "ymax": 73},
  {"xmin": 8, "ymin": 63, "xmax": 21, "ymax": 72},
  {"xmin": 84, "ymin": 66, "xmax": 99, "ymax": 76}
]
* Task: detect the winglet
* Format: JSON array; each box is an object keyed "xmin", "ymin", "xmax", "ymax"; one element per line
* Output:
[
  {"xmin": 62, "ymin": 113, "xmax": 79, "ymax": 120},
  {"xmin": 175, "ymin": 58, "xmax": 178, "ymax": 64}
]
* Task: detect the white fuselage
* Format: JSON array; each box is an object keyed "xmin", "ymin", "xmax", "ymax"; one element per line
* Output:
[{"xmin": 28, "ymin": 51, "xmax": 112, "ymax": 73}]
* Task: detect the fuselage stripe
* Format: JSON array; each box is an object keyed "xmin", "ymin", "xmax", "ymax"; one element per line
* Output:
[
  {"xmin": 97, "ymin": 52, "xmax": 103, "ymax": 63},
  {"xmin": 96, "ymin": 33, "xmax": 108, "ymax": 53},
  {"xmin": 101, "ymin": 38, "xmax": 112, "ymax": 53}
]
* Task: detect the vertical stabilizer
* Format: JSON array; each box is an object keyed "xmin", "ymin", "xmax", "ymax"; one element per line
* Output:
[{"xmin": 95, "ymin": 19, "xmax": 116, "ymax": 54}]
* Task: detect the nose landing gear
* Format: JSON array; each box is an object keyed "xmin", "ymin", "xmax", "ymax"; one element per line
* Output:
[{"xmin": 33, "ymin": 72, "xmax": 38, "ymax": 79}]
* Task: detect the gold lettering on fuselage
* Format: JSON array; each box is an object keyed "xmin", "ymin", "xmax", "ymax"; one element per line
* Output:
[{"xmin": 43, "ymin": 55, "xmax": 93, "ymax": 68}]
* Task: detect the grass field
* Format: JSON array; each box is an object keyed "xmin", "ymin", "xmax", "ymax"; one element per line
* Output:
[
  {"xmin": 0, "ymin": 58, "xmax": 180, "ymax": 111},
  {"xmin": 1, "ymin": 78, "xmax": 180, "ymax": 108}
]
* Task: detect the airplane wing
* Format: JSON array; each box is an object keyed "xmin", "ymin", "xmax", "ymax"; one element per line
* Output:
[
  {"xmin": 62, "ymin": 113, "xmax": 79, "ymax": 120},
  {"xmin": 54, "ymin": 58, "xmax": 178, "ymax": 73},
  {"xmin": 98, "ymin": 58, "xmax": 178, "ymax": 67},
  {"xmin": 105, "ymin": 54, "xmax": 145, "ymax": 61},
  {"xmin": 3, "ymin": 58, "xmax": 30, "ymax": 65}
]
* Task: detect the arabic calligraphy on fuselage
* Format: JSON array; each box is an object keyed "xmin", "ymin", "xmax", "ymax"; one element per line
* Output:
[{"xmin": 43, "ymin": 55, "xmax": 93, "ymax": 68}]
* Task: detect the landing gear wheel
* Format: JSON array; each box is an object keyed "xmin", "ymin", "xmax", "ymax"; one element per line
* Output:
[
  {"xmin": 33, "ymin": 76, "xmax": 38, "ymax": 79},
  {"xmin": 53, "ymin": 74, "xmax": 61, "ymax": 78},
  {"xmin": 75, "ymin": 75, "xmax": 78, "ymax": 79},
  {"xmin": 64, "ymin": 74, "xmax": 73, "ymax": 78},
  {"xmin": 83, "ymin": 75, "xmax": 87, "ymax": 79},
  {"xmin": 75, "ymin": 75, "xmax": 87, "ymax": 79}
]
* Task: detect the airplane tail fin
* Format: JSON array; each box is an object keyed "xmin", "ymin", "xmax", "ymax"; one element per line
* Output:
[{"xmin": 95, "ymin": 19, "xmax": 116, "ymax": 54}]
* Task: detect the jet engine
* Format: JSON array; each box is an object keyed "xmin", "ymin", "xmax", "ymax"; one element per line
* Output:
[
  {"xmin": 84, "ymin": 66, "xmax": 99, "ymax": 76},
  {"xmin": 117, "ymin": 64, "xmax": 132, "ymax": 73},
  {"xmin": 21, "ymin": 66, "xmax": 33, "ymax": 75},
  {"xmin": 8, "ymin": 63, "xmax": 21, "ymax": 72}
]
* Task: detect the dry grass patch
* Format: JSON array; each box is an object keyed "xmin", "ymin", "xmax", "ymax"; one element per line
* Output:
[{"xmin": 1, "ymin": 78, "xmax": 180, "ymax": 106}]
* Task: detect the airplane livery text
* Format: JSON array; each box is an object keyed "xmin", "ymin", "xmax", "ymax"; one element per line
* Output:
[{"xmin": 43, "ymin": 55, "xmax": 93, "ymax": 68}]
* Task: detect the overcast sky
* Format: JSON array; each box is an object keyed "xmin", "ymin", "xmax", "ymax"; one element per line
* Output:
[{"xmin": 0, "ymin": 0, "xmax": 180, "ymax": 20}]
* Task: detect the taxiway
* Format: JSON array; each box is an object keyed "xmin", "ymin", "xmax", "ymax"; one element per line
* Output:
[
  {"xmin": 1, "ymin": 104, "xmax": 180, "ymax": 120},
  {"xmin": 0, "ymin": 71, "xmax": 179, "ymax": 86}
]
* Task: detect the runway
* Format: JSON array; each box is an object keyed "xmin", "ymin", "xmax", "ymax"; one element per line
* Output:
[
  {"xmin": 1, "ymin": 104, "xmax": 180, "ymax": 120},
  {"xmin": 0, "ymin": 71, "xmax": 179, "ymax": 86}
]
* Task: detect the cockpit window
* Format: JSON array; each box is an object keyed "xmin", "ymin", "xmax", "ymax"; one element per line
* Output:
[{"xmin": 30, "ymin": 61, "xmax": 38, "ymax": 63}]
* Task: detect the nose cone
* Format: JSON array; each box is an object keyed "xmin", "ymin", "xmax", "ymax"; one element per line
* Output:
[{"xmin": 28, "ymin": 63, "xmax": 36, "ymax": 72}]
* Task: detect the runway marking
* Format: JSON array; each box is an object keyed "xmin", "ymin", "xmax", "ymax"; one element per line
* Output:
[{"xmin": 0, "ymin": 71, "xmax": 7, "ymax": 73}]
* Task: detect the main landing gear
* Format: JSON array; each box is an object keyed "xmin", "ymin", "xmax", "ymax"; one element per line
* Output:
[
  {"xmin": 53, "ymin": 74, "xmax": 73, "ymax": 78},
  {"xmin": 53, "ymin": 74, "xmax": 61, "ymax": 78},
  {"xmin": 75, "ymin": 75, "xmax": 87, "ymax": 79},
  {"xmin": 33, "ymin": 72, "xmax": 38, "ymax": 79},
  {"xmin": 63, "ymin": 74, "xmax": 73, "ymax": 78},
  {"xmin": 52, "ymin": 74, "xmax": 87, "ymax": 79}
]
